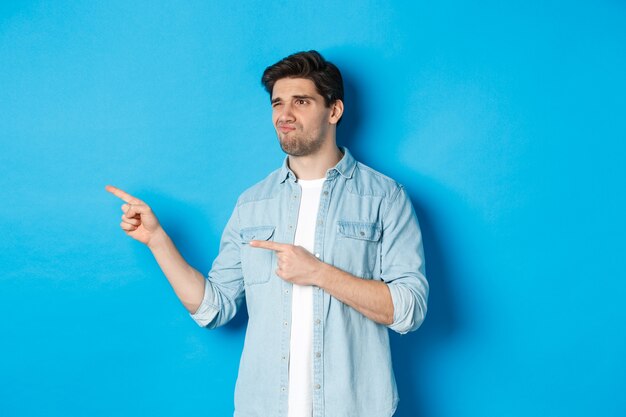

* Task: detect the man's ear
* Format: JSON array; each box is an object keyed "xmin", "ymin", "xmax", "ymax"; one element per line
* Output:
[{"xmin": 329, "ymin": 100, "xmax": 344, "ymax": 125}]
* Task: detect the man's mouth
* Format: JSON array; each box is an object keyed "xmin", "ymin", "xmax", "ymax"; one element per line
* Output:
[{"xmin": 278, "ymin": 125, "xmax": 296, "ymax": 133}]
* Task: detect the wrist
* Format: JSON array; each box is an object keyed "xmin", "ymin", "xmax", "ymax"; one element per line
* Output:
[
  {"xmin": 312, "ymin": 261, "xmax": 332, "ymax": 288},
  {"xmin": 147, "ymin": 227, "xmax": 169, "ymax": 251}
]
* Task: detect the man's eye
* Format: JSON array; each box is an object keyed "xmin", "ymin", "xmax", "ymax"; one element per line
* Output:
[
  {"xmin": 296, "ymin": 99, "xmax": 307, "ymax": 105},
  {"xmin": 272, "ymin": 102, "xmax": 282, "ymax": 108}
]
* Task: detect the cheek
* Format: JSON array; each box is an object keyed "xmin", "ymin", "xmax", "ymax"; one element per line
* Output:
[
  {"xmin": 316, "ymin": 110, "xmax": 330, "ymax": 125},
  {"xmin": 315, "ymin": 115, "xmax": 330, "ymax": 131}
]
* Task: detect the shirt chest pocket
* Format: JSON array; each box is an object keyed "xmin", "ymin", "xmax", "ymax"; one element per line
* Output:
[
  {"xmin": 335, "ymin": 221, "xmax": 382, "ymax": 278},
  {"xmin": 240, "ymin": 226, "xmax": 276, "ymax": 286}
]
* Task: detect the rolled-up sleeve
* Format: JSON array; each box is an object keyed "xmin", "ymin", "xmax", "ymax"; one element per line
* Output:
[
  {"xmin": 380, "ymin": 185, "xmax": 429, "ymax": 334},
  {"xmin": 190, "ymin": 204, "xmax": 245, "ymax": 329}
]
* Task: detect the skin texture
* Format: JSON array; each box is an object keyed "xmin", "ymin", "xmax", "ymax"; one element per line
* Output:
[{"xmin": 105, "ymin": 77, "xmax": 394, "ymax": 326}]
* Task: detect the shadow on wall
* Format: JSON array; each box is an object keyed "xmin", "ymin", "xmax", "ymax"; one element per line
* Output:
[{"xmin": 339, "ymin": 67, "xmax": 462, "ymax": 417}]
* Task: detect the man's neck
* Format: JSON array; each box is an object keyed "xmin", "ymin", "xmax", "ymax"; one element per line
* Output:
[{"xmin": 288, "ymin": 141, "xmax": 344, "ymax": 180}]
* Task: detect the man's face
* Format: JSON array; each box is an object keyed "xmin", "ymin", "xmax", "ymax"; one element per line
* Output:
[{"xmin": 271, "ymin": 77, "xmax": 334, "ymax": 157}]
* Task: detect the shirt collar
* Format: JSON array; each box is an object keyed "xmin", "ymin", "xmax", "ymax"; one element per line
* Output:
[{"xmin": 278, "ymin": 146, "xmax": 357, "ymax": 183}]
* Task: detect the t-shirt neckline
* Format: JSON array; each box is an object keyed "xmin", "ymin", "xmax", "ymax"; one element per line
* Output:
[{"xmin": 297, "ymin": 178, "xmax": 326, "ymax": 188}]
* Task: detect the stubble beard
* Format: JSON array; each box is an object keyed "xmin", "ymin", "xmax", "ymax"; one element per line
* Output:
[{"xmin": 278, "ymin": 131, "xmax": 325, "ymax": 157}]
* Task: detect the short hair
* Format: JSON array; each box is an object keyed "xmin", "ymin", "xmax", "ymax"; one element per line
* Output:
[{"xmin": 261, "ymin": 50, "xmax": 344, "ymax": 108}]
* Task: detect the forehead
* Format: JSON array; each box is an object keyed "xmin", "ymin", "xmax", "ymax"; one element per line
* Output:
[{"xmin": 271, "ymin": 77, "xmax": 321, "ymax": 100}]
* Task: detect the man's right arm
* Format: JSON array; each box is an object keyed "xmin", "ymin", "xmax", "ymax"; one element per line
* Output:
[
  {"xmin": 147, "ymin": 228, "xmax": 206, "ymax": 314},
  {"xmin": 106, "ymin": 185, "xmax": 245, "ymax": 327},
  {"xmin": 105, "ymin": 185, "xmax": 206, "ymax": 315}
]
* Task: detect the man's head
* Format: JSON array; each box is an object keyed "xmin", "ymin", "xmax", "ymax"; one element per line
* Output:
[{"xmin": 261, "ymin": 50, "xmax": 344, "ymax": 157}]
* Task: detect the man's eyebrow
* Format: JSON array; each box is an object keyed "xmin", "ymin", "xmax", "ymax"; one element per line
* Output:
[
  {"xmin": 293, "ymin": 95, "xmax": 316, "ymax": 100},
  {"xmin": 271, "ymin": 94, "xmax": 317, "ymax": 104}
]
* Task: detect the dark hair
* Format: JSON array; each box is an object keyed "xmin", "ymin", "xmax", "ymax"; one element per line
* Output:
[{"xmin": 261, "ymin": 50, "xmax": 344, "ymax": 108}]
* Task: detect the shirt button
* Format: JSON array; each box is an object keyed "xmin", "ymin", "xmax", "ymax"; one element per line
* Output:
[
  {"xmin": 314, "ymin": 253, "xmax": 320, "ymax": 258},
  {"xmin": 360, "ymin": 231, "xmax": 365, "ymax": 236},
  {"xmin": 323, "ymin": 191, "xmax": 328, "ymax": 196},
  {"xmin": 315, "ymin": 352, "xmax": 321, "ymax": 358},
  {"xmin": 283, "ymin": 321, "xmax": 288, "ymax": 326},
  {"xmin": 284, "ymin": 289, "xmax": 289, "ymax": 294},
  {"xmin": 315, "ymin": 384, "xmax": 321, "ymax": 390},
  {"xmin": 281, "ymin": 386, "xmax": 286, "ymax": 392},
  {"xmin": 315, "ymin": 319, "xmax": 321, "ymax": 325}
]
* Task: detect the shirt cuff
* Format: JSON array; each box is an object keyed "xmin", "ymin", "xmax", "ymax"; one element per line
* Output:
[
  {"xmin": 189, "ymin": 279, "xmax": 219, "ymax": 327},
  {"xmin": 387, "ymin": 282, "xmax": 421, "ymax": 335}
]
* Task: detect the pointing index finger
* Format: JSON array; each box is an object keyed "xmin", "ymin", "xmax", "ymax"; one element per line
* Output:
[
  {"xmin": 249, "ymin": 240, "xmax": 290, "ymax": 252},
  {"xmin": 105, "ymin": 185, "xmax": 141, "ymax": 204}
]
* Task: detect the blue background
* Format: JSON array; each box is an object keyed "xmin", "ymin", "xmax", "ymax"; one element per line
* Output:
[{"xmin": 1, "ymin": 1, "xmax": 625, "ymax": 416}]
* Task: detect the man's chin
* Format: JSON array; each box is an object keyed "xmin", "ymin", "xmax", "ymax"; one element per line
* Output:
[
  {"xmin": 278, "ymin": 137, "xmax": 299, "ymax": 155},
  {"xmin": 277, "ymin": 134, "xmax": 324, "ymax": 157},
  {"xmin": 280, "ymin": 144, "xmax": 304, "ymax": 157}
]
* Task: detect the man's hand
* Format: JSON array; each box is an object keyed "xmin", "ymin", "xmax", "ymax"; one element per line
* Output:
[
  {"xmin": 249, "ymin": 240, "xmax": 323, "ymax": 286},
  {"xmin": 250, "ymin": 239, "xmax": 394, "ymax": 325},
  {"xmin": 105, "ymin": 185, "xmax": 206, "ymax": 313},
  {"xmin": 105, "ymin": 185, "xmax": 163, "ymax": 247}
]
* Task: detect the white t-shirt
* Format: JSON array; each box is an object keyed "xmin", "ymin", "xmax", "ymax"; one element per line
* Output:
[{"xmin": 287, "ymin": 177, "xmax": 325, "ymax": 417}]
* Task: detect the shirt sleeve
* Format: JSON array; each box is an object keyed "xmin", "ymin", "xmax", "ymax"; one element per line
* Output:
[
  {"xmin": 190, "ymin": 203, "xmax": 245, "ymax": 329},
  {"xmin": 380, "ymin": 185, "xmax": 429, "ymax": 335}
]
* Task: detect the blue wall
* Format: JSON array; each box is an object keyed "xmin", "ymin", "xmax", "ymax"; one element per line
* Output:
[{"xmin": 1, "ymin": 1, "xmax": 625, "ymax": 416}]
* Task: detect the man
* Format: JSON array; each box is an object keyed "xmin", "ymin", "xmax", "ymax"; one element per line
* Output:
[{"xmin": 106, "ymin": 50, "xmax": 428, "ymax": 417}]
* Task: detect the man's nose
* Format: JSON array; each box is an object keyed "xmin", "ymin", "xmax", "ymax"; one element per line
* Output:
[{"xmin": 277, "ymin": 103, "xmax": 295, "ymax": 122}]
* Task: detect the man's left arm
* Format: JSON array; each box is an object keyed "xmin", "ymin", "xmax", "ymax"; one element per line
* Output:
[
  {"xmin": 375, "ymin": 185, "xmax": 429, "ymax": 334},
  {"xmin": 313, "ymin": 262, "xmax": 396, "ymax": 326},
  {"xmin": 249, "ymin": 185, "xmax": 428, "ymax": 333}
]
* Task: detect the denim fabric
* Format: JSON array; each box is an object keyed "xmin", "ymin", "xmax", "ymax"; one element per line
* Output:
[{"xmin": 190, "ymin": 147, "xmax": 428, "ymax": 417}]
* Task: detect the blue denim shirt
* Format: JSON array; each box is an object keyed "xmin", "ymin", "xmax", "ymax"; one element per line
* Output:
[{"xmin": 190, "ymin": 147, "xmax": 428, "ymax": 417}]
